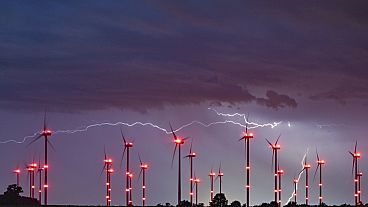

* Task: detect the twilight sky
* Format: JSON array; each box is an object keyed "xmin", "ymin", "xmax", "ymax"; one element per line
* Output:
[{"xmin": 1, "ymin": 1, "xmax": 368, "ymax": 206}]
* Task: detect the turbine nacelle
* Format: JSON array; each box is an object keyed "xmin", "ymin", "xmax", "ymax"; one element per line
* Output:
[
  {"xmin": 241, "ymin": 132, "xmax": 254, "ymax": 139},
  {"xmin": 13, "ymin": 169, "xmax": 21, "ymax": 174},
  {"xmin": 358, "ymin": 172, "xmax": 363, "ymax": 176},
  {"xmin": 186, "ymin": 152, "xmax": 196, "ymax": 158},
  {"xmin": 125, "ymin": 142, "xmax": 133, "ymax": 147},
  {"xmin": 209, "ymin": 172, "xmax": 216, "ymax": 177},
  {"xmin": 108, "ymin": 168, "xmax": 114, "ymax": 173},
  {"xmin": 353, "ymin": 152, "xmax": 361, "ymax": 158},
  {"xmin": 140, "ymin": 164, "xmax": 149, "ymax": 169},
  {"xmin": 104, "ymin": 159, "xmax": 113, "ymax": 164},
  {"xmin": 41, "ymin": 129, "xmax": 52, "ymax": 136},
  {"xmin": 293, "ymin": 179, "xmax": 298, "ymax": 183},
  {"xmin": 304, "ymin": 164, "xmax": 311, "ymax": 169},
  {"xmin": 27, "ymin": 167, "xmax": 34, "ymax": 172},
  {"xmin": 277, "ymin": 169, "xmax": 284, "ymax": 175},
  {"xmin": 317, "ymin": 160, "xmax": 325, "ymax": 164},
  {"xmin": 174, "ymin": 138, "xmax": 184, "ymax": 145},
  {"xmin": 271, "ymin": 144, "xmax": 281, "ymax": 149},
  {"xmin": 194, "ymin": 178, "xmax": 200, "ymax": 183}
]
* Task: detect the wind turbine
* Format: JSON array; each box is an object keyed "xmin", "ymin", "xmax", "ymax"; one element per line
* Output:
[
  {"xmin": 30, "ymin": 162, "xmax": 37, "ymax": 199},
  {"xmin": 277, "ymin": 167, "xmax": 284, "ymax": 207},
  {"xmin": 27, "ymin": 112, "xmax": 53, "ymax": 205},
  {"xmin": 185, "ymin": 140, "xmax": 196, "ymax": 206},
  {"xmin": 266, "ymin": 135, "xmax": 281, "ymax": 203},
  {"xmin": 239, "ymin": 116, "xmax": 254, "ymax": 207},
  {"xmin": 293, "ymin": 177, "xmax": 298, "ymax": 203},
  {"xmin": 357, "ymin": 172, "xmax": 363, "ymax": 205},
  {"xmin": 170, "ymin": 123, "xmax": 189, "ymax": 206},
  {"xmin": 313, "ymin": 150, "xmax": 325, "ymax": 205},
  {"xmin": 300, "ymin": 155, "xmax": 311, "ymax": 206},
  {"xmin": 349, "ymin": 141, "xmax": 361, "ymax": 206},
  {"xmin": 194, "ymin": 175, "xmax": 200, "ymax": 206},
  {"xmin": 25, "ymin": 162, "xmax": 35, "ymax": 198},
  {"xmin": 129, "ymin": 172, "xmax": 133, "ymax": 205},
  {"xmin": 138, "ymin": 155, "xmax": 149, "ymax": 207},
  {"xmin": 208, "ymin": 168, "xmax": 216, "ymax": 206},
  {"xmin": 13, "ymin": 167, "xmax": 21, "ymax": 186},
  {"xmin": 120, "ymin": 130, "xmax": 133, "ymax": 206},
  {"xmin": 216, "ymin": 164, "xmax": 224, "ymax": 207},
  {"xmin": 102, "ymin": 149, "xmax": 113, "ymax": 206},
  {"xmin": 37, "ymin": 158, "xmax": 44, "ymax": 203},
  {"xmin": 216, "ymin": 163, "xmax": 224, "ymax": 195}
]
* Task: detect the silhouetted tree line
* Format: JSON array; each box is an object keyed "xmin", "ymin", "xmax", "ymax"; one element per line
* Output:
[
  {"xmin": 157, "ymin": 193, "xmax": 368, "ymax": 207},
  {"xmin": 0, "ymin": 184, "xmax": 40, "ymax": 206},
  {"xmin": 1, "ymin": 185, "xmax": 367, "ymax": 207}
]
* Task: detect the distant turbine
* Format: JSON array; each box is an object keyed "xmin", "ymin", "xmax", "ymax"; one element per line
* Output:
[
  {"xmin": 13, "ymin": 167, "xmax": 21, "ymax": 186},
  {"xmin": 102, "ymin": 149, "xmax": 113, "ymax": 206},
  {"xmin": 266, "ymin": 135, "xmax": 281, "ymax": 203},
  {"xmin": 37, "ymin": 158, "xmax": 44, "ymax": 203},
  {"xmin": 129, "ymin": 172, "xmax": 133, "ymax": 205},
  {"xmin": 120, "ymin": 130, "xmax": 133, "ymax": 206},
  {"xmin": 208, "ymin": 168, "xmax": 216, "ymax": 206},
  {"xmin": 349, "ymin": 141, "xmax": 361, "ymax": 206},
  {"xmin": 293, "ymin": 177, "xmax": 298, "ymax": 203},
  {"xmin": 313, "ymin": 150, "xmax": 325, "ymax": 205},
  {"xmin": 194, "ymin": 175, "xmax": 200, "ymax": 206},
  {"xmin": 185, "ymin": 140, "xmax": 196, "ymax": 206},
  {"xmin": 27, "ymin": 112, "xmax": 53, "ymax": 205},
  {"xmin": 138, "ymin": 154, "xmax": 149, "ymax": 207},
  {"xmin": 300, "ymin": 155, "xmax": 311, "ymax": 206},
  {"xmin": 239, "ymin": 115, "xmax": 254, "ymax": 207},
  {"xmin": 357, "ymin": 172, "xmax": 363, "ymax": 204},
  {"xmin": 25, "ymin": 162, "xmax": 36, "ymax": 198},
  {"xmin": 170, "ymin": 123, "xmax": 189, "ymax": 206},
  {"xmin": 216, "ymin": 163, "xmax": 224, "ymax": 195},
  {"xmin": 277, "ymin": 167, "xmax": 284, "ymax": 207}
]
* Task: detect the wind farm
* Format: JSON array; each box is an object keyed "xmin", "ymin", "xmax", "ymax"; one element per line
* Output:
[{"xmin": 1, "ymin": 1, "xmax": 368, "ymax": 207}]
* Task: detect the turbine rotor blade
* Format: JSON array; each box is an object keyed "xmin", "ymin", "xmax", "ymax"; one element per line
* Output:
[
  {"xmin": 47, "ymin": 139, "xmax": 56, "ymax": 151},
  {"xmin": 316, "ymin": 149, "xmax": 320, "ymax": 161},
  {"xmin": 271, "ymin": 150, "xmax": 274, "ymax": 173},
  {"xmin": 265, "ymin": 138, "xmax": 272, "ymax": 147},
  {"xmin": 120, "ymin": 148, "xmax": 126, "ymax": 169},
  {"xmin": 169, "ymin": 122, "xmax": 178, "ymax": 140},
  {"xmin": 104, "ymin": 146, "xmax": 107, "ymax": 160},
  {"xmin": 275, "ymin": 134, "xmax": 281, "ymax": 145},
  {"xmin": 120, "ymin": 129, "xmax": 126, "ymax": 144},
  {"xmin": 313, "ymin": 165, "xmax": 320, "ymax": 182},
  {"xmin": 171, "ymin": 144, "xmax": 178, "ymax": 168},
  {"xmin": 43, "ymin": 111, "xmax": 47, "ymax": 131},
  {"xmin": 189, "ymin": 140, "xmax": 193, "ymax": 154},
  {"xmin": 26, "ymin": 134, "xmax": 43, "ymax": 148},
  {"xmin": 352, "ymin": 158, "xmax": 355, "ymax": 177},
  {"xmin": 138, "ymin": 169, "xmax": 143, "ymax": 181},
  {"xmin": 138, "ymin": 153, "xmax": 142, "ymax": 165}
]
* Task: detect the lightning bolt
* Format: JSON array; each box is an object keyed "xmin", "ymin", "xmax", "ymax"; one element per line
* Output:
[
  {"xmin": 286, "ymin": 149, "xmax": 309, "ymax": 205},
  {"xmin": 208, "ymin": 108, "xmax": 282, "ymax": 128},
  {"xmin": 0, "ymin": 108, "xmax": 281, "ymax": 144}
]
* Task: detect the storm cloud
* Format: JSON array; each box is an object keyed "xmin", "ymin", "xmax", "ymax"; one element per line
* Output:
[{"xmin": 1, "ymin": 1, "xmax": 368, "ymax": 112}]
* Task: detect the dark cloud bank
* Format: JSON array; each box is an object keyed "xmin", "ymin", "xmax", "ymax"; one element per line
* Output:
[{"xmin": 1, "ymin": 1, "xmax": 368, "ymax": 112}]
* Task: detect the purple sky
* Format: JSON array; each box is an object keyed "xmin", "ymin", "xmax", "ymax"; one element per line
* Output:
[{"xmin": 1, "ymin": 1, "xmax": 368, "ymax": 206}]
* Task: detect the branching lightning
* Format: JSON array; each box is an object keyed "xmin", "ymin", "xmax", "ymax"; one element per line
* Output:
[
  {"xmin": 208, "ymin": 108, "xmax": 281, "ymax": 128},
  {"xmin": 0, "ymin": 108, "xmax": 281, "ymax": 145},
  {"xmin": 286, "ymin": 149, "xmax": 309, "ymax": 205}
]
